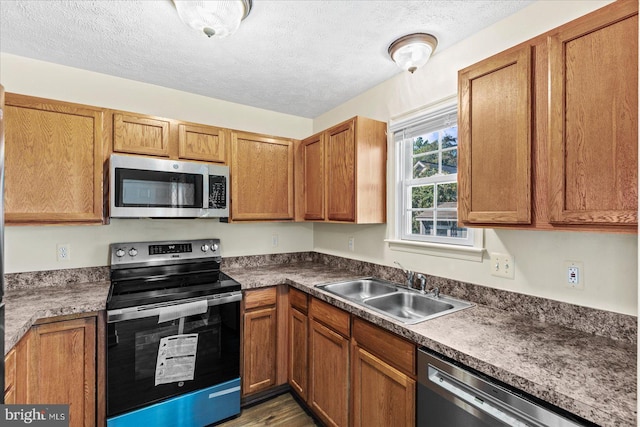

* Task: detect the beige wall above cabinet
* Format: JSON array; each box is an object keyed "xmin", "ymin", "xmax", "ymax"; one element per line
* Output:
[
  {"xmin": 458, "ymin": 0, "xmax": 638, "ymax": 233},
  {"xmin": 112, "ymin": 111, "xmax": 227, "ymax": 164},
  {"xmin": 299, "ymin": 116, "xmax": 387, "ymax": 224},
  {"xmin": 231, "ymin": 131, "xmax": 295, "ymax": 221},
  {"xmin": 4, "ymin": 93, "xmax": 106, "ymax": 225}
]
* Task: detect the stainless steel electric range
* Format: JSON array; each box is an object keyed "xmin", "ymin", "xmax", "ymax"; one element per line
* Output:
[{"xmin": 106, "ymin": 238, "xmax": 242, "ymax": 427}]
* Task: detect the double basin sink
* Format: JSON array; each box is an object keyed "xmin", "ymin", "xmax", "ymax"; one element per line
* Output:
[{"xmin": 317, "ymin": 278, "xmax": 473, "ymax": 325}]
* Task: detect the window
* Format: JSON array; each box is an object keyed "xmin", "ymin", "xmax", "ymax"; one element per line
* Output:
[{"xmin": 392, "ymin": 102, "xmax": 473, "ymax": 246}]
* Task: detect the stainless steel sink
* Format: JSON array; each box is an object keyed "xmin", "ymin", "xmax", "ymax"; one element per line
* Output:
[
  {"xmin": 317, "ymin": 277, "xmax": 473, "ymax": 324},
  {"xmin": 364, "ymin": 292, "xmax": 455, "ymax": 324},
  {"xmin": 317, "ymin": 278, "xmax": 398, "ymax": 302}
]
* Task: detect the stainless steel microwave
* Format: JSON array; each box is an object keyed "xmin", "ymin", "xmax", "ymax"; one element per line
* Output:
[{"xmin": 109, "ymin": 154, "xmax": 229, "ymax": 218}]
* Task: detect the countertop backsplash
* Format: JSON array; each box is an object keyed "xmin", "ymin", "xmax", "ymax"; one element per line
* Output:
[{"xmin": 4, "ymin": 251, "xmax": 636, "ymax": 344}]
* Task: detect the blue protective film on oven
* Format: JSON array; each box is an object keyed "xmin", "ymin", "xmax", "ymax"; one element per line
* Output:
[{"xmin": 107, "ymin": 378, "xmax": 241, "ymax": 427}]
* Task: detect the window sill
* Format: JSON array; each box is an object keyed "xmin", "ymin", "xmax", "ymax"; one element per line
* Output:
[{"xmin": 385, "ymin": 239, "xmax": 484, "ymax": 262}]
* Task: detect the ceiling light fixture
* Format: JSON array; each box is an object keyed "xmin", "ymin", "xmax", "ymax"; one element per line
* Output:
[
  {"xmin": 388, "ymin": 33, "xmax": 438, "ymax": 73},
  {"xmin": 173, "ymin": 0, "xmax": 252, "ymax": 38}
]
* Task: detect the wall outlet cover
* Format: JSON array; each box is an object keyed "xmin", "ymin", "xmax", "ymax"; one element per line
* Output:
[{"xmin": 563, "ymin": 260, "xmax": 584, "ymax": 289}]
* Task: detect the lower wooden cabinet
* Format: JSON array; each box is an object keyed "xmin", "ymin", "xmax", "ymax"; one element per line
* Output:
[
  {"xmin": 4, "ymin": 346, "xmax": 16, "ymax": 404},
  {"xmin": 242, "ymin": 286, "xmax": 288, "ymax": 398},
  {"xmin": 351, "ymin": 318, "xmax": 416, "ymax": 427},
  {"xmin": 4, "ymin": 313, "xmax": 103, "ymax": 427},
  {"xmin": 242, "ymin": 287, "xmax": 278, "ymax": 396},
  {"xmin": 288, "ymin": 288, "xmax": 308, "ymax": 400},
  {"xmin": 245, "ymin": 289, "xmax": 418, "ymax": 427},
  {"xmin": 351, "ymin": 347, "xmax": 415, "ymax": 427},
  {"xmin": 308, "ymin": 298, "xmax": 350, "ymax": 427}
]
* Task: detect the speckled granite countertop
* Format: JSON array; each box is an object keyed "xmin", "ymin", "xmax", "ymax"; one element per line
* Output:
[
  {"xmin": 4, "ymin": 281, "xmax": 110, "ymax": 353},
  {"xmin": 224, "ymin": 262, "xmax": 636, "ymax": 427},
  {"xmin": 4, "ymin": 260, "xmax": 634, "ymax": 426}
]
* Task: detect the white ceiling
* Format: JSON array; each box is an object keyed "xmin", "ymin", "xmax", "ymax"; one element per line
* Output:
[{"xmin": 0, "ymin": 0, "xmax": 533, "ymax": 118}]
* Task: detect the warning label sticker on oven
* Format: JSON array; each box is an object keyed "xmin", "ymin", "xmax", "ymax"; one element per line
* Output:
[{"xmin": 155, "ymin": 334, "xmax": 199, "ymax": 386}]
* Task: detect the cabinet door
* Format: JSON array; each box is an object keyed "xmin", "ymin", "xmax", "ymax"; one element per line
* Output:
[
  {"xmin": 288, "ymin": 306, "xmax": 308, "ymax": 401},
  {"xmin": 302, "ymin": 133, "xmax": 325, "ymax": 220},
  {"xmin": 308, "ymin": 320, "xmax": 349, "ymax": 427},
  {"xmin": 351, "ymin": 346, "xmax": 415, "ymax": 427},
  {"xmin": 178, "ymin": 124, "xmax": 226, "ymax": 163},
  {"xmin": 548, "ymin": 0, "xmax": 638, "ymax": 225},
  {"xmin": 113, "ymin": 113, "xmax": 170, "ymax": 157},
  {"xmin": 4, "ymin": 94, "xmax": 105, "ymax": 224},
  {"xmin": 25, "ymin": 317, "xmax": 96, "ymax": 427},
  {"xmin": 458, "ymin": 46, "xmax": 532, "ymax": 224},
  {"xmin": 242, "ymin": 306, "xmax": 277, "ymax": 396},
  {"xmin": 231, "ymin": 132, "xmax": 295, "ymax": 220},
  {"xmin": 326, "ymin": 120, "xmax": 356, "ymax": 222}
]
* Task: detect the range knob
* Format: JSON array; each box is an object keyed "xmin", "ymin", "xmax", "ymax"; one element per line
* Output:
[
  {"xmin": 115, "ymin": 248, "xmax": 126, "ymax": 258},
  {"xmin": 201, "ymin": 244, "xmax": 210, "ymax": 252},
  {"xmin": 211, "ymin": 243, "xmax": 219, "ymax": 252},
  {"xmin": 128, "ymin": 248, "xmax": 138, "ymax": 257}
]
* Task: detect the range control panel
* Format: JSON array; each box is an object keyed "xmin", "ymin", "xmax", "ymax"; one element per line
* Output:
[{"xmin": 110, "ymin": 238, "xmax": 221, "ymax": 267}]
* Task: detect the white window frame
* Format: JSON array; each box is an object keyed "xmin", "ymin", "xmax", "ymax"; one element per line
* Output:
[{"xmin": 387, "ymin": 96, "xmax": 484, "ymax": 261}]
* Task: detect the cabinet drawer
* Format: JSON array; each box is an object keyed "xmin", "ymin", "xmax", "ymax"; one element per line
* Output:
[
  {"xmin": 289, "ymin": 288, "xmax": 308, "ymax": 313},
  {"xmin": 353, "ymin": 318, "xmax": 415, "ymax": 376},
  {"xmin": 310, "ymin": 298, "xmax": 350, "ymax": 338},
  {"xmin": 245, "ymin": 287, "xmax": 277, "ymax": 310}
]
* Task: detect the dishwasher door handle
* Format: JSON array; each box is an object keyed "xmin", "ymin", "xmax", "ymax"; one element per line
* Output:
[{"xmin": 428, "ymin": 365, "xmax": 539, "ymax": 427}]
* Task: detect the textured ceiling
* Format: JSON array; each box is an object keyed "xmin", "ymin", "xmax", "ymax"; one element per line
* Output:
[{"xmin": 0, "ymin": 0, "xmax": 533, "ymax": 118}]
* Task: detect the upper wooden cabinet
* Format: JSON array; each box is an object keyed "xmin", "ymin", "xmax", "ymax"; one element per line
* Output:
[
  {"xmin": 301, "ymin": 116, "xmax": 387, "ymax": 223},
  {"xmin": 458, "ymin": 0, "xmax": 638, "ymax": 232},
  {"xmin": 4, "ymin": 94, "xmax": 106, "ymax": 225},
  {"xmin": 231, "ymin": 131, "xmax": 295, "ymax": 221},
  {"xmin": 458, "ymin": 46, "xmax": 532, "ymax": 224},
  {"xmin": 301, "ymin": 133, "xmax": 325, "ymax": 221},
  {"xmin": 548, "ymin": 0, "xmax": 638, "ymax": 226},
  {"xmin": 113, "ymin": 113, "xmax": 170, "ymax": 157},
  {"xmin": 112, "ymin": 112, "xmax": 227, "ymax": 164},
  {"xmin": 178, "ymin": 123, "xmax": 226, "ymax": 163}
]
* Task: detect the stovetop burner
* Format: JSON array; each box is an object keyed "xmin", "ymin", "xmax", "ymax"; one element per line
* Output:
[{"xmin": 107, "ymin": 238, "xmax": 241, "ymax": 311}]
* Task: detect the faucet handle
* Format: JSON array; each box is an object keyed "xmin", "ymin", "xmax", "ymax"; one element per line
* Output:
[
  {"xmin": 394, "ymin": 261, "xmax": 408, "ymax": 273},
  {"xmin": 416, "ymin": 274, "xmax": 427, "ymax": 293}
]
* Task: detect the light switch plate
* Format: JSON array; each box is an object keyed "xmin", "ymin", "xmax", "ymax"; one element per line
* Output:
[{"xmin": 490, "ymin": 252, "xmax": 514, "ymax": 279}]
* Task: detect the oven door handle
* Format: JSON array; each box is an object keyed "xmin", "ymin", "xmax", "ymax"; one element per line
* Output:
[{"xmin": 107, "ymin": 292, "xmax": 242, "ymax": 323}]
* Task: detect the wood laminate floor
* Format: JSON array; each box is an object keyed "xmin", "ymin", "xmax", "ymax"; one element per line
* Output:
[{"xmin": 217, "ymin": 393, "xmax": 321, "ymax": 427}]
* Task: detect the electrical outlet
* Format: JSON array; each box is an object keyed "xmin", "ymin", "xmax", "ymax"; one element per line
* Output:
[
  {"xmin": 489, "ymin": 252, "xmax": 514, "ymax": 279},
  {"xmin": 563, "ymin": 260, "xmax": 584, "ymax": 289},
  {"xmin": 272, "ymin": 233, "xmax": 279, "ymax": 247},
  {"xmin": 57, "ymin": 243, "xmax": 71, "ymax": 262},
  {"xmin": 348, "ymin": 236, "xmax": 355, "ymax": 252}
]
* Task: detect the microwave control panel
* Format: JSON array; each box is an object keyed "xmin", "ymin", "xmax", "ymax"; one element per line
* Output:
[{"xmin": 209, "ymin": 175, "xmax": 227, "ymax": 209}]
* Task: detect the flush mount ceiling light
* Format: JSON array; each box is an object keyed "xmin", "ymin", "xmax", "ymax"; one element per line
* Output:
[
  {"xmin": 173, "ymin": 0, "xmax": 252, "ymax": 38},
  {"xmin": 388, "ymin": 33, "xmax": 438, "ymax": 73}
]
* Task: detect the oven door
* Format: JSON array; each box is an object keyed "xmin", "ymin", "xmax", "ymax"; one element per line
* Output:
[{"xmin": 107, "ymin": 295, "xmax": 241, "ymax": 418}]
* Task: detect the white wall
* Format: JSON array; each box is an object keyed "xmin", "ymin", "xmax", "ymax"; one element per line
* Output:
[
  {"xmin": 313, "ymin": 0, "xmax": 638, "ymax": 316},
  {"xmin": 0, "ymin": 53, "xmax": 315, "ymax": 273}
]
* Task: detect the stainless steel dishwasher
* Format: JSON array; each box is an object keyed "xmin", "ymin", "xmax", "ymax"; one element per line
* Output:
[{"xmin": 417, "ymin": 348, "xmax": 596, "ymax": 426}]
